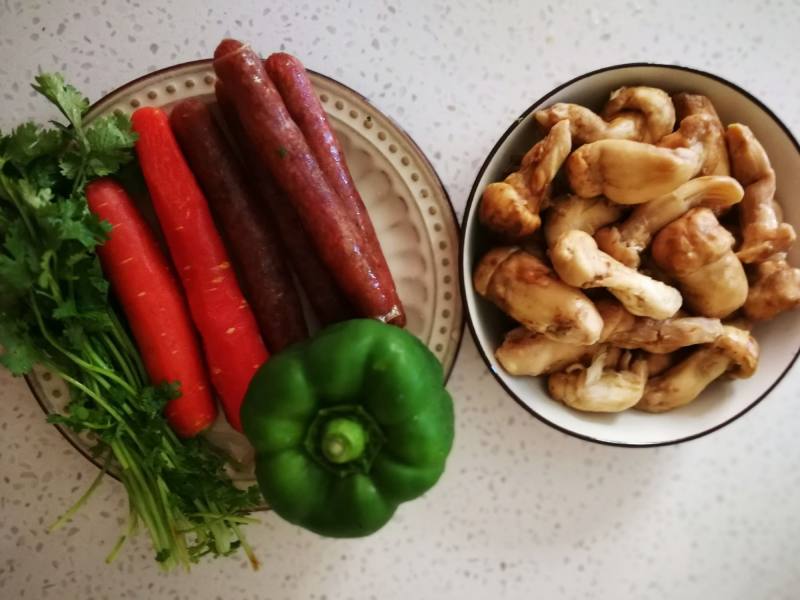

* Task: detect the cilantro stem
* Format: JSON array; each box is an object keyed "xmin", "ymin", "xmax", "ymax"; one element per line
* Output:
[
  {"xmin": 0, "ymin": 172, "xmax": 37, "ymax": 240},
  {"xmin": 98, "ymin": 331, "xmax": 138, "ymax": 389},
  {"xmin": 47, "ymin": 449, "xmax": 109, "ymax": 532},
  {"xmin": 113, "ymin": 438, "xmax": 178, "ymax": 570},
  {"xmin": 107, "ymin": 309, "xmax": 147, "ymax": 381},
  {"xmin": 231, "ymin": 522, "xmax": 260, "ymax": 570},
  {"xmin": 180, "ymin": 514, "xmax": 259, "ymax": 526},
  {"xmin": 31, "ymin": 294, "xmax": 137, "ymax": 395},
  {"xmin": 79, "ymin": 339, "xmax": 138, "ymax": 398},
  {"xmin": 106, "ymin": 502, "xmax": 138, "ymax": 564},
  {"xmin": 52, "ymin": 368, "xmax": 144, "ymax": 452}
]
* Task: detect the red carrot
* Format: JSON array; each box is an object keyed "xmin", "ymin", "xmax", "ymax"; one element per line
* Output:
[
  {"xmin": 86, "ymin": 178, "xmax": 217, "ymax": 437},
  {"xmin": 131, "ymin": 106, "xmax": 268, "ymax": 432}
]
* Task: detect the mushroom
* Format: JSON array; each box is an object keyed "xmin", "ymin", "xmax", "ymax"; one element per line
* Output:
[
  {"xmin": 595, "ymin": 298, "xmax": 724, "ymax": 353},
  {"xmin": 479, "ymin": 120, "xmax": 572, "ymax": 239},
  {"xmin": 494, "ymin": 297, "xmax": 719, "ymax": 374},
  {"xmin": 651, "ymin": 207, "xmax": 748, "ymax": 318},
  {"xmin": 594, "ymin": 175, "xmax": 744, "ymax": 268},
  {"xmin": 726, "ymin": 123, "xmax": 796, "ymax": 263},
  {"xmin": 658, "ymin": 113, "xmax": 727, "ymax": 176},
  {"xmin": 673, "ymin": 92, "xmax": 721, "ymax": 122},
  {"xmin": 566, "ymin": 139, "xmax": 703, "ymax": 204},
  {"xmin": 743, "ymin": 256, "xmax": 800, "ymax": 320},
  {"xmin": 543, "ymin": 194, "xmax": 624, "ymax": 248},
  {"xmin": 643, "ymin": 351, "xmax": 680, "ymax": 377},
  {"xmin": 473, "ymin": 246, "xmax": 603, "ymax": 345},
  {"xmin": 549, "ymin": 230, "xmax": 683, "ymax": 319},
  {"xmin": 533, "ymin": 103, "xmax": 646, "ymax": 144},
  {"xmin": 672, "ymin": 92, "xmax": 730, "ymax": 176},
  {"xmin": 548, "ymin": 346, "xmax": 648, "ymax": 413},
  {"xmin": 602, "ymin": 86, "xmax": 676, "ymax": 143},
  {"xmin": 636, "ymin": 324, "xmax": 759, "ymax": 413},
  {"xmin": 495, "ymin": 327, "xmax": 599, "ymax": 376}
]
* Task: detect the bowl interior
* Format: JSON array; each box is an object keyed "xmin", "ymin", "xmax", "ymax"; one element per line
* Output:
[{"xmin": 462, "ymin": 64, "xmax": 800, "ymax": 446}]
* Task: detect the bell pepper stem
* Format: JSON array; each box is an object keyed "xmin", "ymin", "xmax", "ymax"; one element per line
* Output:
[{"xmin": 321, "ymin": 418, "xmax": 367, "ymax": 464}]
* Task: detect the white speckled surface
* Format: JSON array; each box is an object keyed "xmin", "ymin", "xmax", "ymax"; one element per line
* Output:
[{"xmin": 1, "ymin": 1, "xmax": 799, "ymax": 598}]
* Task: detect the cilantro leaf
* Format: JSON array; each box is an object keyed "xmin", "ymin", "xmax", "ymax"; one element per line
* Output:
[
  {"xmin": 32, "ymin": 73, "xmax": 89, "ymax": 129},
  {"xmin": 16, "ymin": 177, "xmax": 53, "ymax": 209},
  {"xmin": 58, "ymin": 145, "xmax": 83, "ymax": 181},
  {"xmin": 5, "ymin": 123, "xmax": 64, "ymax": 168},
  {"xmin": 83, "ymin": 112, "xmax": 138, "ymax": 178},
  {"xmin": 0, "ymin": 320, "xmax": 39, "ymax": 375},
  {"xmin": 0, "ymin": 220, "xmax": 38, "ymax": 297}
]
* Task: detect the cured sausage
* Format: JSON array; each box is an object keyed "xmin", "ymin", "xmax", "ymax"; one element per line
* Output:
[
  {"xmin": 215, "ymin": 84, "xmax": 352, "ymax": 325},
  {"xmin": 265, "ymin": 52, "xmax": 405, "ymax": 326},
  {"xmin": 213, "ymin": 39, "xmax": 402, "ymax": 324}
]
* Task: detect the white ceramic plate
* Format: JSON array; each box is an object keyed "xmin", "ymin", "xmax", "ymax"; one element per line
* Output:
[
  {"xmin": 461, "ymin": 63, "xmax": 800, "ymax": 447},
  {"xmin": 29, "ymin": 60, "xmax": 463, "ymax": 479}
]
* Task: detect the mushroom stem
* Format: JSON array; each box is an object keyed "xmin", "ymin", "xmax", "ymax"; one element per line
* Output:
[{"xmin": 550, "ymin": 230, "xmax": 682, "ymax": 319}]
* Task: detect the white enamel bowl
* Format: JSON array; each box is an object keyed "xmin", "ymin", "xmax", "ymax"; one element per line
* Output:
[{"xmin": 461, "ymin": 64, "xmax": 800, "ymax": 447}]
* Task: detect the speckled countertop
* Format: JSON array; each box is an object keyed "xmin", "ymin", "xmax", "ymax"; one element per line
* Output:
[{"xmin": 1, "ymin": 1, "xmax": 799, "ymax": 599}]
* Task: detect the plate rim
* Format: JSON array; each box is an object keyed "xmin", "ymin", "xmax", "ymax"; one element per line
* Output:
[
  {"xmin": 27, "ymin": 58, "xmax": 466, "ymax": 477},
  {"xmin": 459, "ymin": 61, "xmax": 800, "ymax": 448}
]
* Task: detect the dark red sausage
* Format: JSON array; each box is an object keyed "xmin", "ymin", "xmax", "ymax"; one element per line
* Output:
[
  {"xmin": 265, "ymin": 52, "xmax": 405, "ymax": 327},
  {"xmin": 169, "ymin": 99, "xmax": 308, "ymax": 351},
  {"xmin": 215, "ymin": 83, "xmax": 352, "ymax": 325},
  {"xmin": 213, "ymin": 39, "xmax": 401, "ymax": 324}
]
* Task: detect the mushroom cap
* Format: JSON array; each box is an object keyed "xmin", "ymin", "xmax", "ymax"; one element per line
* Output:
[
  {"xmin": 651, "ymin": 207, "xmax": 735, "ymax": 276},
  {"xmin": 743, "ymin": 259, "xmax": 800, "ymax": 321},
  {"xmin": 602, "ymin": 86, "xmax": 676, "ymax": 143},
  {"xmin": 726, "ymin": 123, "xmax": 771, "ymax": 186},
  {"xmin": 479, "ymin": 180, "xmax": 541, "ymax": 239},
  {"xmin": 672, "ymin": 93, "xmax": 722, "ymax": 122},
  {"xmin": 534, "ymin": 103, "xmax": 645, "ymax": 143},
  {"xmin": 544, "ymin": 194, "xmax": 624, "ymax": 248},
  {"xmin": 472, "ymin": 246, "xmax": 518, "ymax": 295},
  {"xmin": 548, "ymin": 346, "xmax": 648, "ymax": 413},
  {"xmin": 566, "ymin": 139, "xmax": 701, "ymax": 204},
  {"xmin": 712, "ymin": 324, "xmax": 759, "ymax": 378},
  {"xmin": 495, "ymin": 327, "xmax": 597, "ymax": 377}
]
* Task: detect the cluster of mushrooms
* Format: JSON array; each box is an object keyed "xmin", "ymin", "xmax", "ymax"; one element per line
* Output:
[{"xmin": 474, "ymin": 86, "xmax": 800, "ymax": 414}]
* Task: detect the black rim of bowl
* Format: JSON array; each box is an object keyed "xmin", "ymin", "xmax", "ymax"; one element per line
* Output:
[
  {"xmin": 26, "ymin": 58, "xmax": 466, "ymax": 480},
  {"xmin": 459, "ymin": 61, "xmax": 800, "ymax": 448}
]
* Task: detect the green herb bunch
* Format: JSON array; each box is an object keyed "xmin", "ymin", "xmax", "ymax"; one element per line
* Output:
[{"xmin": 0, "ymin": 74, "xmax": 260, "ymax": 570}]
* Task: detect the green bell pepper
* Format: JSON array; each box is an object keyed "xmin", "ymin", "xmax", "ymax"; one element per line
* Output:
[{"xmin": 241, "ymin": 319, "xmax": 455, "ymax": 537}]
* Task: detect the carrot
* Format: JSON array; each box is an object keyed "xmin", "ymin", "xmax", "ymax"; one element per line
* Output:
[
  {"xmin": 86, "ymin": 178, "xmax": 217, "ymax": 437},
  {"xmin": 131, "ymin": 107, "xmax": 268, "ymax": 432}
]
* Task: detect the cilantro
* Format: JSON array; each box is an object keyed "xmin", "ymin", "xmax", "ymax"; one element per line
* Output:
[
  {"xmin": 84, "ymin": 112, "xmax": 139, "ymax": 177},
  {"xmin": 5, "ymin": 122, "xmax": 65, "ymax": 168},
  {"xmin": 31, "ymin": 73, "xmax": 90, "ymax": 130},
  {"xmin": 0, "ymin": 73, "xmax": 260, "ymax": 571}
]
